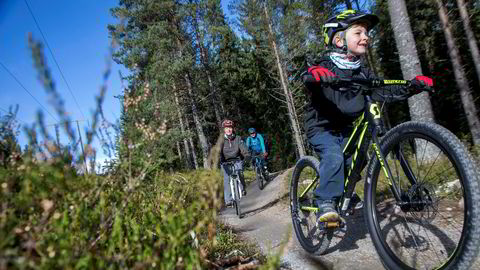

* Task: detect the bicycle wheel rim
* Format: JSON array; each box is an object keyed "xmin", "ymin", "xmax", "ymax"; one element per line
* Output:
[{"xmin": 365, "ymin": 123, "xmax": 479, "ymax": 270}]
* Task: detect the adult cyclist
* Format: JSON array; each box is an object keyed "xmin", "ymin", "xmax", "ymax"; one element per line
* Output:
[
  {"xmin": 246, "ymin": 128, "xmax": 270, "ymax": 177},
  {"xmin": 220, "ymin": 119, "xmax": 249, "ymax": 207}
]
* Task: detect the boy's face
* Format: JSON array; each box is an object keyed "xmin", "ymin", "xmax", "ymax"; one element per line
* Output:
[{"xmin": 344, "ymin": 24, "xmax": 369, "ymax": 56}]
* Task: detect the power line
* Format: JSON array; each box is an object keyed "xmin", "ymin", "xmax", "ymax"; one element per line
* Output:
[
  {"xmin": 45, "ymin": 119, "xmax": 85, "ymax": 127},
  {"xmin": 24, "ymin": 0, "xmax": 87, "ymax": 122},
  {"xmin": 0, "ymin": 61, "xmax": 59, "ymax": 122}
]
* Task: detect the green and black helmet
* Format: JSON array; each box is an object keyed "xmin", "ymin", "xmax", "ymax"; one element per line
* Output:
[{"xmin": 323, "ymin": 9, "xmax": 379, "ymax": 49}]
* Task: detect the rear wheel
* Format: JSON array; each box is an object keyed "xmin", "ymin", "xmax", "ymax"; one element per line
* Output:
[
  {"xmin": 365, "ymin": 121, "xmax": 480, "ymax": 270},
  {"xmin": 290, "ymin": 156, "xmax": 333, "ymax": 255}
]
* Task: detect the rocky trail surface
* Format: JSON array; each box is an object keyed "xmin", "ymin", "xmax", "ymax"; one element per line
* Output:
[{"xmin": 219, "ymin": 169, "xmax": 385, "ymax": 270}]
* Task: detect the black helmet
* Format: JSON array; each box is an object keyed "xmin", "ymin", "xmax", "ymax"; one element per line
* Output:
[{"xmin": 323, "ymin": 10, "xmax": 379, "ymax": 48}]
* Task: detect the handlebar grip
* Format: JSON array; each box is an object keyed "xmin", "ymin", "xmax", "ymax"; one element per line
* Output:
[{"xmin": 303, "ymin": 74, "xmax": 318, "ymax": 84}]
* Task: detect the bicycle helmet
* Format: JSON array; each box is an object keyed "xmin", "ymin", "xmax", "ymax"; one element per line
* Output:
[
  {"xmin": 323, "ymin": 9, "xmax": 379, "ymax": 51},
  {"xmin": 248, "ymin": 128, "xmax": 256, "ymax": 134},
  {"xmin": 222, "ymin": 119, "xmax": 234, "ymax": 128}
]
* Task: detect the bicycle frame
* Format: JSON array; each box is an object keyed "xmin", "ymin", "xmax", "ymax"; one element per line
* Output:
[
  {"xmin": 252, "ymin": 155, "xmax": 265, "ymax": 172},
  {"xmin": 224, "ymin": 161, "xmax": 242, "ymax": 201},
  {"xmin": 298, "ymin": 81, "xmax": 416, "ymax": 215}
]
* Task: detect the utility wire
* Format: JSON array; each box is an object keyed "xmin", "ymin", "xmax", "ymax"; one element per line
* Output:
[
  {"xmin": 45, "ymin": 119, "xmax": 84, "ymax": 127},
  {"xmin": 24, "ymin": 0, "xmax": 87, "ymax": 122},
  {"xmin": 0, "ymin": 61, "xmax": 59, "ymax": 122}
]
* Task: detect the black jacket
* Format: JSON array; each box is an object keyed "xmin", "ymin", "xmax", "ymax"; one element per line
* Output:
[{"xmin": 304, "ymin": 56, "xmax": 414, "ymax": 138}]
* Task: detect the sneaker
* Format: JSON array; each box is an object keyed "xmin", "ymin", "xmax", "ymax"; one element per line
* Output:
[
  {"xmin": 225, "ymin": 201, "xmax": 234, "ymax": 208},
  {"xmin": 242, "ymin": 189, "xmax": 247, "ymax": 196},
  {"xmin": 350, "ymin": 193, "xmax": 363, "ymax": 210},
  {"xmin": 316, "ymin": 200, "xmax": 339, "ymax": 222}
]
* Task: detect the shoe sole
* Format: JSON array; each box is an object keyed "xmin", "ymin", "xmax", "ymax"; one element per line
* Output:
[{"xmin": 317, "ymin": 212, "xmax": 340, "ymax": 222}]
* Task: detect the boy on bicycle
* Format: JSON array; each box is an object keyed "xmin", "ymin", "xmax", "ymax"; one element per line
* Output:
[
  {"xmin": 245, "ymin": 128, "xmax": 269, "ymax": 175},
  {"xmin": 303, "ymin": 10, "xmax": 434, "ymax": 222},
  {"xmin": 220, "ymin": 119, "xmax": 249, "ymax": 206}
]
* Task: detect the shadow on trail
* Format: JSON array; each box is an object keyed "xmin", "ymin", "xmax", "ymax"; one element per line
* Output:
[
  {"xmin": 324, "ymin": 212, "xmax": 369, "ymax": 254},
  {"xmin": 320, "ymin": 203, "xmax": 458, "ymax": 260},
  {"xmin": 302, "ymin": 254, "xmax": 333, "ymax": 270},
  {"xmin": 241, "ymin": 192, "xmax": 289, "ymax": 218}
]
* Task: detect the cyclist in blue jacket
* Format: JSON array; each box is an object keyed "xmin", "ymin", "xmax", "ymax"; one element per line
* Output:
[{"xmin": 246, "ymin": 128, "xmax": 269, "ymax": 175}]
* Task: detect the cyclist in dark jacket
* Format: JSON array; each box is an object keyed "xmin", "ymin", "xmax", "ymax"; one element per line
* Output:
[
  {"xmin": 220, "ymin": 119, "xmax": 249, "ymax": 206},
  {"xmin": 303, "ymin": 10, "xmax": 434, "ymax": 223}
]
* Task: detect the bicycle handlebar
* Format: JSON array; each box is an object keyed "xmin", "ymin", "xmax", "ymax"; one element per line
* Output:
[
  {"xmin": 221, "ymin": 158, "xmax": 242, "ymax": 167},
  {"xmin": 303, "ymin": 74, "xmax": 412, "ymax": 88}
]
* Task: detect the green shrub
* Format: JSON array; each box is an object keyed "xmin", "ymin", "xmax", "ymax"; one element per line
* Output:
[{"xmin": 1, "ymin": 162, "xmax": 223, "ymax": 269}]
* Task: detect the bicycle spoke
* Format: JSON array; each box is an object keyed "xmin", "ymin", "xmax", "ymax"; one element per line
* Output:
[
  {"xmin": 401, "ymin": 214, "xmax": 421, "ymax": 252},
  {"xmin": 417, "ymin": 144, "xmax": 442, "ymax": 186}
]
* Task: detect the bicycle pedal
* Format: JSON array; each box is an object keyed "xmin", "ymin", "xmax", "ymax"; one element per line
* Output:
[
  {"xmin": 318, "ymin": 216, "xmax": 346, "ymax": 229},
  {"xmin": 326, "ymin": 221, "xmax": 340, "ymax": 228}
]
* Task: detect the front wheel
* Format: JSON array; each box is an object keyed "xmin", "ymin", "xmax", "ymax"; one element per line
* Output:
[
  {"xmin": 233, "ymin": 177, "xmax": 242, "ymax": 218},
  {"xmin": 364, "ymin": 121, "xmax": 480, "ymax": 270},
  {"xmin": 257, "ymin": 165, "xmax": 264, "ymax": 190},
  {"xmin": 290, "ymin": 156, "xmax": 333, "ymax": 255}
]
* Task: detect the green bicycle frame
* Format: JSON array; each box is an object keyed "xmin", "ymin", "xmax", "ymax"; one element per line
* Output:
[{"xmin": 299, "ymin": 96, "xmax": 405, "ymax": 213}]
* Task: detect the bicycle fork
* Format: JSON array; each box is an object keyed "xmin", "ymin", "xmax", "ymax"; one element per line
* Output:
[{"xmin": 370, "ymin": 134, "xmax": 403, "ymax": 202}]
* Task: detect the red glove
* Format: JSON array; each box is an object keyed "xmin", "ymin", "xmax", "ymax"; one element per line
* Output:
[
  {"xmin": 411, "ymin": 75, "xmax": 434, "ymax": 93},
  {"xmin": 263, "ymin": 152, "xmax": 268, "ymax": 158},
  {"xmin": 308, "ymin": 66, "xmax": 337, "ymax": 83}
]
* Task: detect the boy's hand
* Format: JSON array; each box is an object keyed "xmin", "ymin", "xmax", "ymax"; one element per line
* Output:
[
  {"xmin": 411, "ymin": 75, "xmax": 434, "ymax": 93},
  {"xmin": 307, "ymin": 66, "xmax": 337, "ymax": 83}
]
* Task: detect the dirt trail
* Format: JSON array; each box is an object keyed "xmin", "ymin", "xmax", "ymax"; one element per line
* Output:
[
  {"xmin": 219, "ymin": 169, "xmax": 384, "ymax": 270},
  {"xmin": 220, "ymin": 168, "xmax": 480, "ymax": 269}
]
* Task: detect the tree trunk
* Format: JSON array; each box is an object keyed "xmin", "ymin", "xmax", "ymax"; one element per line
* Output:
[
  {"xmin": 185, "ymin": 115, "xmax": 199, "ymax": 170},
  {"xmin": 206, "ymin": 74, "xmax": 223, "ymax": 127},
  {"xmin": 345, "ymin": 0, "xmax": 352, "ymax": 9},
  {"xmin": 387, "ymin": 0, "xmax": 435, "ymax": 123},
  {"xmin": 435, "ymin": 0, "xmax": 480, "ymax": 145},
  {"xmin": 366, "ymin": 47, "xmax": 378, "ymax": 75},
  {"xmin": 184, "ymin": 72, "xmax": 211, "ymax": 169},
  {"xmin": 175, "ymin": 37, "xmax": 211, "ymax": 169},
  {"xmin": 176, "ymin": 141, "xmax": 182, "ymax": 160},
  {"xmin": 263, "ymin": 3, "xmax": 306, "ymax": 157},
  {"xmin": 173, "ymin": 86, "xmax": 192, "ymax": 168},
  {"xmin": 456, "ymin": 0, "xmax": 480, "ymax": 84},
  {"xmin": 193, "ymin": 14, "xmax": 223, "ymax": 127}
]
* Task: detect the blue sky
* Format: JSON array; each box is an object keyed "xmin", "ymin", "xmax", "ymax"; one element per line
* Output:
[
  {"xmin": 0, "ymin": 0, "xmax": 237, "ymax": 168},
  {"xmin": 0, "ymin": 1, "xmax": 129, "ymax": 167}
]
